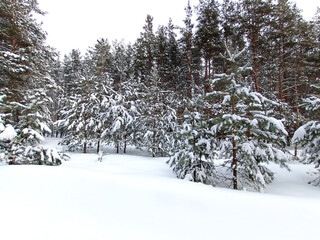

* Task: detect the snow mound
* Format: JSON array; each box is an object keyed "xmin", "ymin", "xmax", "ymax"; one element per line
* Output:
[{"xmin": 0, "ymin": 124, "xmax": 16, "ymax": 141}]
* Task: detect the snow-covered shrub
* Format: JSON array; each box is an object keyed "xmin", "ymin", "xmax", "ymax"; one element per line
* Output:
[
  {"xmin": 8, "ymin": 127, "xmax": 68, "ymax": 165},
  {"xmin": 0, "ymin": 123, "xmax": 17, "ymax": 164},
  {"xmin": 0, "ymin": 91, "xmax": 67, "ymax": 166},
  {"xmin": 11, "ymin": 145, "xmax": 68, "ymax": 166},
  {"xmin": 292, "ymin": 121, "xmax": 320, "ymax": 185}
]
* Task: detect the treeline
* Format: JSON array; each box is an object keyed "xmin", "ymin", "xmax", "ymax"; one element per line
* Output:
[{"xmin": 0, "ymin": 0, "xmax": 319, "ymax": 190}]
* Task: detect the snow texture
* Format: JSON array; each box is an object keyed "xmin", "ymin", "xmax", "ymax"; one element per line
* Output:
[
  {"xmin": 0, "ymin": 124, "xmax": 17, "ymax": 141},
  {"xmin": 0, "ymin": 138, "xmax": 319, "ymax": 240}
]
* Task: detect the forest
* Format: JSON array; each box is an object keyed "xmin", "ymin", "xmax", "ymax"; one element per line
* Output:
[{"xmin": 0, "ymin": 0, "xmax": 319, "ymax": 191}]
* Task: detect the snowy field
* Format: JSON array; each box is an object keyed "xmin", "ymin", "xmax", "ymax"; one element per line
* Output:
[{"xmin": 0, "ymin": 138, "xmax": 319, "ymax": 240}]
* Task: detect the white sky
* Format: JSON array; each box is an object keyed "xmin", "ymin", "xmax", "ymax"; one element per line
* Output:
[{"xmin": 36, "ymin": 0, "xmax": 320, "ymax": 56}]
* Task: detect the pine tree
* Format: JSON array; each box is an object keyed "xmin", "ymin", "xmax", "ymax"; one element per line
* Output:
[
  {"xmin": 62, "ymin": 49, "xmax": 83, "ymax": 96},
  {"xmin": 133, "ymin": 15, "xmax": 156, "ymax": 85},
  {"xmin": 134, "ymin": 70, "xmax": 177, "ymax": 157},
  {"xmin": 0, "ymin": 92, "xmax": 16, "ymax": 163},
  {"xmin": 107, "ymin": 42, "xmax": 139, "ymax": 153},
  {"xmin": 100, "ymin": 82, "xmax": 138, "ymax": 154},
  {"xmin": 154, "ymin": 25, "xmax": 168, "ymax": 86},
  {"xmin": 164, "ymin": 18, "xmax": 182, "ymax": 91},
  {"xmin": 0, "ymin": 0, "xmax": 66, "ymax": 165},
  {"xmin": 86, "ymin": 39, "xmax": 113, "ymax": 152},
  {"xmin": 0, "ymin": 0, "xmax": 45, "ymax": 101},
  {"xmin": 195, "ymin": 0, "xmax": 223, "ymax": 93},
  {"xmin": 209, "ymin": 45, "xmax": 288, "ymax": 191},
  {"xmin": 168, "ymin": 94, "xmax": 216, "ymax": 184},
  {"xmin": 47, "ymin": 56, "xmax": 64, "ymax": 137},
  {"xmin": 292, "ymin": 78, "xmax": 320, "ymax": 186},
  {"xmin": 57, "ymin": 73, "xmax": 97, "ymax": 153},
  {"xmin": 179, "ymin": 0, "xmax": 196, "ymax": 98},
  {"xmin": 240, "ymin": 0, "xmax": 273, "ymax": 93},
  {"xmin": 220, "ymin": 0, "xmax": 246, "ymax": 73}
]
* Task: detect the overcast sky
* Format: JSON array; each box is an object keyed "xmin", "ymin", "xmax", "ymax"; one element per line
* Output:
[{"xmin": 36, "ymin": 0, "xmax": 320, "ymax": 56}]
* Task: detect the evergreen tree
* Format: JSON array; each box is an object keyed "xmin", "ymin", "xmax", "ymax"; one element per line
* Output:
[
  {"xmin": 240, "ymin": 0, "xmax": 273, "ymax": 93},
  {"xmin": 57, "ymin": 50, "xmax": 84, "ymax": 138},
  {"xmin": 0, "ymin": 0, "xmax": 46, "ymax": 102},
  {"xmin": 154, "ymin": 25, "xmax": 168, "ymax": 86},
  {"xmin": 0, "ymin": 0, "xmax": 66, "ymax": 165},
  {"xmin": 134, "ymin": 70, "xmax": 177, "ymax": 157},
  {"xmin": 292, "ymin": 78, "xmax": 320, "ymax": 186},
  {"xmin": 110, "ymin": 40, "xmax": 132, "ymax": 92},
  {"xmin": 209, "ymin": 45, "xmax": 288, "ymax": 191},
  {"xmin": 168, "ymin": 94, "xmax": 216, "ymax": 184},
  {"xmin": 133, "ymin": 15, "xmax": 156, "ymax": 84},
  {"xmin": 195, "ymin": 0, "xmax": 223, "ymax": 93},
  {"xmin": 86, "ymin": 39, "xmax": 113, "ymax": 152},
  {"xmin": 62, "ymin": 49, "xmax": 83, "ymax": 96},
  {"xmin": 164, "ymin": 18, "xmax": 182, "ymax": 91},
  {"xmin": 179, "ymin": 0, "xmax": 196, "ymax": 98},
  {"xmin": 220, "ymin": 0, "xmax": 246, "ymax": 73},
  {"xmin": 100, "ymin": 86, "xmax": 136, "ymax": 154},
  {"xmin": 57, "ymin": 73, "xmax": 97, "ymax": 153},
  {"xmin": 0, "ymin": 93, "xmax": 16, "ymax": 163}
]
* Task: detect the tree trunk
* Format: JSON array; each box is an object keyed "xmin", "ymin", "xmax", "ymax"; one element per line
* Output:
[
  {"xmin": 278, "ymin": 68, "xmax": 283, "ymax": 101},
  {"xmin": 152, "ymin": 119, "xmax": 156, "ymax": 157},
  {"xmin": 97, "ymin": 139, "xmax": 100, "ymax": 154},
  {"xmin": 8, "ymin": 37, "xmax": 17, "ymax": 105},
  {"xmin": 208, "ymin": 56, "xmax": 211, "ymax": 80},
  {"xmin": 294, "ymin": 73, "xmax": 301, "ymax": 157},
  {"xmin": 83, "ymin": 141, "xmax": 87, "ymax": 154},
  {"xmin": 231, "ymin": 95, "xmax": 238, "ymax": 190},
  {"xmin": 204, "ymin": 56, "xmax": 213, "ymax": 94},
  {"xmin": 247, "ymin": 100, "xmax": 254, "ymax": 182},
  {"xmin": 278, "ymin": 40, "xmax": 283, "ymax": 102},
  {"xmin": 205, "ymin": 58, "xmax": 208, "ymax": 82},
  {"xmin": 187, "ymin": 35, "xmax": 193, "ymax": 99},
  {"xmin": 117, "ymin": 141, "xmax": 119, "ymax": 154},
  {"xmin": 193, "ymin": 117, "xmax": 196, "ymax": 150},
  {"xmin": 251, "ymin": 35, "xmax": 259, "ymax": 93}
]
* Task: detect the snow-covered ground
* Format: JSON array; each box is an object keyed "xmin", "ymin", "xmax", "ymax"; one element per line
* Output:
[{"xmin": 0, "ymin": 138, "xmax": 319, "ymax": 240}]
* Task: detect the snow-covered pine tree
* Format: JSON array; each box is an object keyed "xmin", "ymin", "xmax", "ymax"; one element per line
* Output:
[
  {"xmin": 0, "ymin": 0, "xmax": 67, "ymax": 165},
  {"xmin": 195, "ymin": 0, "xmax": 223, "ymax": 94},
  {"xmin": 56, "ymin": 50, "xmax": 83, "ymax": 139},
  {"xmin": 47, "ymin": 57, "xmax": 64, "ymax": 137},
  {"xmin": 165, "ymin": 18, "xmax": 182, "ymax": 91},
  {"xmin": 62, "ymin": 49, "xmax": 83, "ymax": 96},
  {"xmin": 0, "ymin": 87, "xmax": 66, "ymax": 165},
  {"xmin": 134, "ymin": 70, "xmax": 177, "ymax": 157},
  {"xmin": 85, "ymin": 39, "xmax": 112, "ymax": 153},
  {"xmin": 240, "ymin": 0, "xmax": 273, "ymax": 93},
  {"xmin": 57, "ymin": 47, "xmax": 106, "ymax": 153},
  {"xmin": 209, "ymin": 45, "xmax": 288, "ymax": 191},
  {"xmin": 100, "ymin": 83, "xmax": 137, "ymax": 154},
  {"xmin": 0, "ymin": 93, "xmax": 16, "ymax": 163},
  {"xmin": 220, "ymin": 0, "xmax": 245, "ymax": 51},
  {"xmin": 84, "ymin": 40, "xmax": 138, "ymax": 154},
  {"xmin": 57, "ymin": 74, "xmax": 97, "ymax": 153},
  {"xmin": 133, "ymin": 15, "xmax": 156, "ymax": 85},
  {"xmin": 179, "ymin": 0, "xmax": 196, "ymax": 99},
  {"xmin": 168, "ymin": 94, "xmax": 217, "ymax": 185},
  {"xmin": 292, "ymin": 78, "xmax": 320, "ymax": 186}
]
